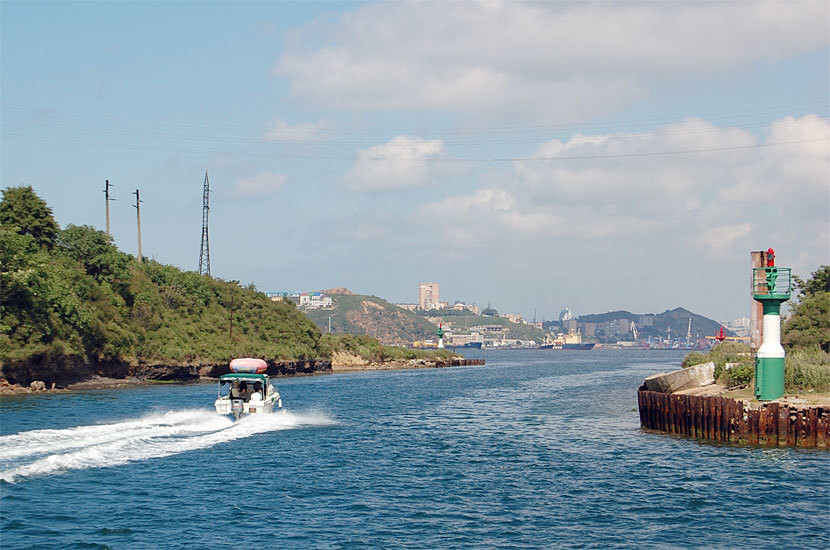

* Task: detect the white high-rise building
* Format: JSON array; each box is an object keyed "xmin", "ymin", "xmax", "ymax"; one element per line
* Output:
[{"xmin": 418, "ymin": 283, "xmax": 440, "ymax": 310}]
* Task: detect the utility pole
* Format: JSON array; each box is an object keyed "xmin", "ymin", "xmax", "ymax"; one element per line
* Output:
[
  {"xmin": 133, "ymin": 189, "xmax": 143, "ymax": 262},
  {"xmin": 198, "ymin": 171, "xmax": 211, "ymax": 276},
  {"xmin": 103, "ymin": 179, "xmax": 115, "ymax": 237},
  {"xmin": 229, "ymin": 295, "xmax": 234, "ymax": 341}
]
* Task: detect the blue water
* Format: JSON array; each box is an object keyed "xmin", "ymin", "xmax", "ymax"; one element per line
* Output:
[{"xmin": 1, "ymin": 350, "xmax": 828, "ymax": 549}]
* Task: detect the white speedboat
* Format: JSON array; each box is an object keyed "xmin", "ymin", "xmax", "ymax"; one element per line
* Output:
[{"xmin": 214, "ymin": 358, "xmax": 282, "ymax": 421}]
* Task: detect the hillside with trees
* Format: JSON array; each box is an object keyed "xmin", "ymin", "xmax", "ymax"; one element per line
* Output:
[{"xmin": 0, "ymin": 186, "xmax": 328, "ymax": 385}]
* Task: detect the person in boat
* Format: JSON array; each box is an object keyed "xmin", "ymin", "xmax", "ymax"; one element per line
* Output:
[
  {"xmin": 238, "ymin": 382, "xmax": 249, "ymax": 402},
  {"xmin": 229, "ymin": 380, "xmax": 241, "ymax": 400},
  {"xmin": 250, "ymin": 382, "xmax": 263, "ymax": 402}
]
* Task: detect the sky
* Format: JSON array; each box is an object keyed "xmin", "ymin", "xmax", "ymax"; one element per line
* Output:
[{"xmin": 2, "ymin": 0, "xmax": 828, "ymax": 324}]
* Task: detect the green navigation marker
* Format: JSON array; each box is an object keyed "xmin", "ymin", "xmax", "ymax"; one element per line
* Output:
[{"xmin": 751, "ymin": 248, "xmax": 791, "ymax": 401}]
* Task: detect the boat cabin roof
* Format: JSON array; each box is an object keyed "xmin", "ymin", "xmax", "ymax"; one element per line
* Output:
[{"xmin": 219, "ymin": 373, "xmax": 269, "ymax": 384}]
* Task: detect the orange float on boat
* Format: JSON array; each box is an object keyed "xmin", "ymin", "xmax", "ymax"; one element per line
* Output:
[{"xmin": 229, "ymin": 357, "xmax": 267, "ymax": 374}]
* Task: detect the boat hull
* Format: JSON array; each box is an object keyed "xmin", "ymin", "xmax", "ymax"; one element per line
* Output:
[
  {"xmin": 215, "ymin": 396, "xmax": 280, "ymax": 419},
  {"xmin": 456, "ymin": 342, "xmax": 483, "ymax": 349},
  {"xmin": 540, "ymin": 343, "xmax": 596, "ymax": 350}
]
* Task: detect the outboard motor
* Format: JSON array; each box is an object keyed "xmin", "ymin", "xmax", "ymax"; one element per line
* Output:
[{"xmin": 231, "ymin": 399, "xmax": 244, "ymax": 421}]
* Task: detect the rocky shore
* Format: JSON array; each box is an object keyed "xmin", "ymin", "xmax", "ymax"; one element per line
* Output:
[
  {"xmin": 331, "ymin": 352, "xmax": 484, "ymax": 372},
  {"xmin": 0, "ymin": 358, "xmax": 332, "ymax": 396},
  {"xmin": 0, "ymin": 354, "xmax": 485, "ymax": 396}
]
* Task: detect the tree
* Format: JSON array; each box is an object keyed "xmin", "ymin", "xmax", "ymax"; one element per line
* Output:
[
  {"xmin": 0, "ymin": 186, "xmax": 60, "ymax": 249},
  {"xmin": 783, "ymin": 265, "xmax": 830, "ymax": 352},
  {"xmin": 792, "ymin": 265, "xmax": 830, "ymax": 298},
  {"xmin": 60, "ymin": 224, "xmax": 129, "ymax": 284}
]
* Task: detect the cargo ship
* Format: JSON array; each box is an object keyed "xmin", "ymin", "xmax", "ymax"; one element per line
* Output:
[
  {"xmin": 540, "ymin": 342, "xmax": 596, "ymax": 350},
  {"xmin": 540, "ymin": 330, "xmax": 595, "ymax": 350},
  {"xmin": 457, "ymin": 341, "xmax": 483, "ymax": 349}
]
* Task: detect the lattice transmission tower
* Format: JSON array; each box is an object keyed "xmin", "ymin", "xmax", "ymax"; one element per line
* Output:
[{"xmin": 198, "ymin": 171, "xmax": 211, "ymax": 276}]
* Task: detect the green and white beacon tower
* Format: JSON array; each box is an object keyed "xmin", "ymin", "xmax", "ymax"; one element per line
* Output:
[{"xmin": 752, "ymin": 248, "xmax": 791, "ymax": 401}]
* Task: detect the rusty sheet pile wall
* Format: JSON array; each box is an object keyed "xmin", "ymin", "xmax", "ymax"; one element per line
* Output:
[{"xmin": 637, "ymin": 388, "xmax": 829, "ymax": 448}]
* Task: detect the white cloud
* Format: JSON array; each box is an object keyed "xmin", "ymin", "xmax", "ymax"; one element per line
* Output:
[
  {"xmin": 275, "ymin": 1, "xmax": 828, "ymax": 118},
  {"xmin": 345, "ymin": 135, "xmax": 447, "ymax": 191},
  {"xmin": 693, "ymin": 223, "xmax": 754, "ymax": 252},
  {"xmin": 232, "ymin": 171, "xmax": 287, "ymax": 197},
  {"xmin": 264, "ymin": 119, "xmax": 328, "ymax": 143},
  {"xmin": 417, "ymin": 115, "xmax": 830, "ymax": 260}
]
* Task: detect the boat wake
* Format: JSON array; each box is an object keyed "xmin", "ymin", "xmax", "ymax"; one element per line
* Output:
[{"xmin": 0, "ymin": 409, "xmax": 334, "ymax": 483}]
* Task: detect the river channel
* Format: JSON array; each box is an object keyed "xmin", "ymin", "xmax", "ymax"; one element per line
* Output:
[{"xmin": 1, "ymin": 349, "xmax": 827, "ymax": 548}]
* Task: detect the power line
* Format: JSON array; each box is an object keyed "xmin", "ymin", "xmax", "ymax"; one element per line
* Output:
[
  {"xmin": 5, "ymin": 99, "xmax": 827, "ymax": 134},
  {"xmin": 2, "ymin": 131, "xmax": 825, "ymax": 162},
  {"xmin": 488, "ymin": 137, "xmax": 827, "ymax": 162}
]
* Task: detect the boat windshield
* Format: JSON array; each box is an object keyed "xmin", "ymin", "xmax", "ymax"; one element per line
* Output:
[{"xmin": 218, "ymin": 374, "xmax": 269, "ymax": 399}]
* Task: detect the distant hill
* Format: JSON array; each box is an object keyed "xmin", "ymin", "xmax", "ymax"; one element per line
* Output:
[
  {"xmin": 303, "ymin": 293, "xmax": 438, "ymax": 346},
  {"xmin": 576, "ymin": 307, "xmax": 733, "ymax": 340}
]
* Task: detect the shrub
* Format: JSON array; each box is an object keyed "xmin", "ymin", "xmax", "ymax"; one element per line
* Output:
[
  {"xmin": 681, "ymin": 352, "xmax": 708, "ymax": 369},
  {"xmin": 785, "ymin": 347, "xmax": 830, "ymax": 392},
  {"xmin": 722, "ymin": 362, "xmax": 754, "ymax": 387},
  {"xmin": 682, "ymin": 342, "xmax": 752, "ymax": 384}
]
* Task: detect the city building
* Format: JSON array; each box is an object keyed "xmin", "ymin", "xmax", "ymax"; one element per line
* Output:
[
  {"xmin": 299, "ymin": 292, "xmax": 333, "ymax": 309},
  {"xmin": 722, "ymin": 316, "xmax": 751, "ymax": 337},
  {"xmin": 397, "ymin": 303, "xmax": 418, "ymax": 312},
  {"xmin": 559, "ymin": 307, "xmax": 574, "ymax": 321},
  {"xmin": 266, "ymin": 291, "xmax": 300, "ymax": 303},
  {"xmin": 500, "ymin": 313, "xmax": 524, "ymax": 324},
  {"xmin": 452, "ymin": 302, "xmax": 479, "ymax": 315},
  {"xmin": 418, "ymin": 282, "xmax": 440, "ymax": 310},
  {"xmin": 617, "ymin": 319, "xmax": 631, "ymax": 334}
]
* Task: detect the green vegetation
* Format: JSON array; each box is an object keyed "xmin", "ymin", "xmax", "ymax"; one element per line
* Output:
[
  {"xmin": 785, "ymin": 347, "xmax": 830, "ymax": 393},
  {"xmin": 781, "ymin": 266, "xmax": 830, "ymax": 391},
  {"xmin": 682, "ymin": 342, "xmax": 753, "ymax": 387},
  {"xmin": 320, "ymin": 334, "xmax": 455, "ymax": 363},
  {"xmin": 0, "ymin": 186, "xmax": 327, "ymax": 370},
  {"xmin": 0, "ymin": 185, "xmax": 60, "ymax": 249},
  {"xmin": 782, "ymin": 265, "xmax": 829, "ymax": 353}
]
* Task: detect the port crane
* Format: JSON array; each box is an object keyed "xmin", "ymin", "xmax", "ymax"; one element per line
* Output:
[{"xmin": 685, "ymin": 317, "xmax": 692, "ymax": 347}]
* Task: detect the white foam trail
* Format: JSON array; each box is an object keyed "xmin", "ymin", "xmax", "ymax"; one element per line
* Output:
[{"xmin": 0, "ymin": 409, "xmax": 335, "ymax": 483}]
